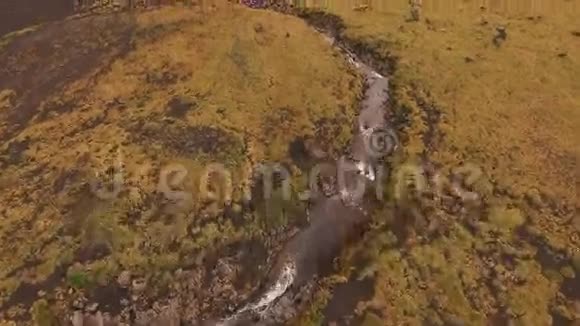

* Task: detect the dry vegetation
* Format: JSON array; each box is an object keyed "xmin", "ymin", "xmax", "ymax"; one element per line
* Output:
[
  {"xmin": 298, "ymin": 1, "xmax": 579, "ymax": 325},
  {"xmin": 0, "ymin": 4, "xmax": 361, "ymax": 324},
  {"xmin": 0, "ymin": 0, "xmax": 578, "ymax": 325}
]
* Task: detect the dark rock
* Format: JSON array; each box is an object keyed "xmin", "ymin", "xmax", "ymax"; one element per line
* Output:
[
  {"xmin": 73, "ymin": 298, "xmax": 86, "ymax": 310},
  {"xmin": 166, "ymin": 96, "xmax": 197, "ymax": 118}
]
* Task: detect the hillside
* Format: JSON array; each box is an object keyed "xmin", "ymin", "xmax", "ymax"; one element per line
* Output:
[
  {"xmin": 0, "ymin": 4, "xmax": 361, "ymax": 324},
  {"xmin": 297, "ymin": 2, "xmax": 579, "ymax": 325}
]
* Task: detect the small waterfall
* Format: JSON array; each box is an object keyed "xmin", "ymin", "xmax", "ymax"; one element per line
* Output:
[{"xmin": 218, "ymin": 261, "xmax": 297, "ymax": 325}]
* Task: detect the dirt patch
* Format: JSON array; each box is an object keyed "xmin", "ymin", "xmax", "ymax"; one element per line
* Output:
[
  {"xmin": 62, "ymin": 185, "xmax": 103, "ymax": 236},
  {"xmin": 0, "ymin": 137, "xmax": 31, "ymax": 166},
  {"xmin": 131, "ymin": 121, "xmax": 245, "ymax": 162},
  {"xmin": 0, "ymin": 0, "xmax": 73, "ymax": 37},
  {"xmin": 0, "ymin": 266, "xmax": 67, "ymax": 319},
  {"xmin": 288, "ymin": 137, "xmax": 311, "ymax": 170},
  {"xmin": 74, "ymin": 242, "xmax": 112, "ymax": 264},
  {"xmin": 166, "ymin": 96, "xmax": 198, "ymax": 118},
  {"xmin": 0, "ymin": 13, "xmax": 136, "ymax": 140},
  {"xmin": 52, "ymin": 168, "xmax": 82, "ymax": 194},
  {"xmin": 90, "ymin": 283, "xmax": 129, "ymax": 315}
]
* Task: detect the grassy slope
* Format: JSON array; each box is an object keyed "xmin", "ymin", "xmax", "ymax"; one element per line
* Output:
[
  {"xmin": 0, "ymin": 4, "xmax": 361, "ymax": 322},
  {"xmin": 330, "ymin": 1, "xmax": 578, "ymax": 204},
  {"xmin": 302, "ymin": 2, "xmax": 579, "ymax": 325}
]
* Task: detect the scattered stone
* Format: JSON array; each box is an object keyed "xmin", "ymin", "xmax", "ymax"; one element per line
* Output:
[
  {"xmin": 73, "ymin": 298, "xmax": 86, "ymax": 310},
  {"xmin": 132, "ymin": 278, "xmax": 147, "ymax": 294},
  {"xmin": 162, "ymin": 116, "xmax": 176, "ymax": 124},
  {"xmin": 571, "ymin": 31, "xmax": 580, "ymax": 37},
  {"xmin": 215, "ymin": 260, "xmax": 234, "ymax": 278},
  {"xmin": 557, "ymin": 52, "xmax": 568, "ymax": 58},
  {"xmin": 493, "ymin": 26, "xmax": 507, "ymax": 47},
  {"xmin": 86, "ymin": 302, "xmax": 99, "ymax": 313},
  {"xmin": 464, "ymin": 56, "xmax": 474, "ymax": 63},
  {"xmin": 117, "ymin": 270, "xmax": 132, "ymax": 288}
]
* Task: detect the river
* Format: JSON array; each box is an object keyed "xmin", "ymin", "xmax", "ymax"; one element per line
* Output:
[{"xmin": 213, "ymin": 7, "xmax": 397, "ymax": 325}]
